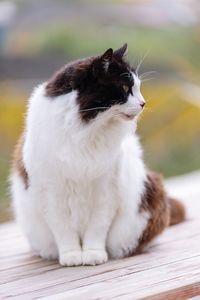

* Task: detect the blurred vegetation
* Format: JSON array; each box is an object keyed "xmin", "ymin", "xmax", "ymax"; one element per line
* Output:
[
  {"xmin": 0, "ymin": 84, "xmax": 26, "ymax": 222},
  {"xmin": 0, "ymin": 0, "xmax": 200, "ymax": 222},
  {"xmin": 11, "ymin": 25, "xmax": 200, "ymax": 70}
]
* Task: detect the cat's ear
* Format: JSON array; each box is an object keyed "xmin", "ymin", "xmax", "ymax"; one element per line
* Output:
[
  {"xmin": 100, "ymin": 48, "xmax": 113, "ymax": 72},
  {"xmin": 114, "ymin": 43, "xmax": 128, "ymax": 59}
]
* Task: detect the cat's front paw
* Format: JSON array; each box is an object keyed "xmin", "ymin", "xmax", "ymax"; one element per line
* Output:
[
  {"xmin": 39, "ymin": 245, "xmax": 58, "ymax": 261},
  {"xmin": 82, "ymin": 249, "xmax": 108, "ymax": 266},
  {"xmin": 59, "ymin": 250, "xmax": 82, "ymax": 267}
]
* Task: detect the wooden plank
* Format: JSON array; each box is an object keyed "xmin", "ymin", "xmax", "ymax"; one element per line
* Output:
[
  {"xmin": 1, "ymin": 231, "xmax": 200, "ymax": 285},
  {"xmin": 141, "ymin": 283, "xmax": 200, "ymax": 300},
  {"xmin": 4, "ymin": 255, "xmax": 199, "ymax": 300},
  {"xmin": 0, "ymin": 173, "xmax": 200, "ymax": 299},
  {"xmin": 1, "ymin": 221, "xmax": 200, "ymax": 299}
]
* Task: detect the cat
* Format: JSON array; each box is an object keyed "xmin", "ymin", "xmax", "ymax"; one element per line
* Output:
[{"xmin": 11, "ymin": 43, "xmax": 185, "ymax": 266}]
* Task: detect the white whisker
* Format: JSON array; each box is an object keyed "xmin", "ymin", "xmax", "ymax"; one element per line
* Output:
[
  {"xmin": 79, "ymin": 107, "xmax": 110, "ymax": 112},
  {"xmin": 141, "ymin": 77, "xmax": 155, "ymax": 82},
  {"xmin": 139, "ymin": 71, "xmax": 157, "ymax": 80},
  {"xmin": 79, "ymin": 103, "xmax": 143, "ymax": 114},
  {"xmin": 136, "ymin": 49, "xmax": 151, "ymax": 75}
]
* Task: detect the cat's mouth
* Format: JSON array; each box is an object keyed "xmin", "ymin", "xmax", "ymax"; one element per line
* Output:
[{"xmin": 120, "ymin": 113, "xmax": 136, "ymax": 120}]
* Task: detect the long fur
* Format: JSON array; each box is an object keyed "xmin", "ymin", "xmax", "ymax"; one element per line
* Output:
[{"xmin": 11, "ymin": 45, "xmax": 185, "ymax": 266}]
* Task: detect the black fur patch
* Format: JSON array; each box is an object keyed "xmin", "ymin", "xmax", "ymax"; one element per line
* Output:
[{"xmin": 46, "ymin": 44, "xmax": 136, "ymax": 122}]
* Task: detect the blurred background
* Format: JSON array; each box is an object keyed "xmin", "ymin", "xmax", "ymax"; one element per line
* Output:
[{"xmin": 0, "ymin": 0, "xmax": 200, "ymax": 223}]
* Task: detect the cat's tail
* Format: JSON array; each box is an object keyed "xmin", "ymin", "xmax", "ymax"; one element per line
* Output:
[{"xmin": 168, "ymin": 197, "xmax": 186, "ymax": 225}]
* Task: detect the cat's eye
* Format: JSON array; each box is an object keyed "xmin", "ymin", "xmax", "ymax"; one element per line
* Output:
[{"xmin": 123, "ymin": 85, "xmax": 129, "ymax": 93}]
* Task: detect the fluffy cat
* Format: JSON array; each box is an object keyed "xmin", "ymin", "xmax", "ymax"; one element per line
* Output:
[{"xmin": 11, "ymin": 43, "xmax": 185, "ymax": 266}]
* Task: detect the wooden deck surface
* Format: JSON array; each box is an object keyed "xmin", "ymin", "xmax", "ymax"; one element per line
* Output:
[{"xmin": 1, "ymin": 172, "xmax": 200, "ymax": 300}]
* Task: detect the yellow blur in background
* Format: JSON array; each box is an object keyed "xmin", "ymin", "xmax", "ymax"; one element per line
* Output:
[{"xmin": 0, "ymin": 0, "xmax": 200, "ymax": 222}]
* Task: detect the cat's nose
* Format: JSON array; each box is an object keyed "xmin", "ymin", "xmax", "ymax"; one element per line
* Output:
[{"xmin": 140, "ymin": 102, "xmax": 146, "ymax": 108}]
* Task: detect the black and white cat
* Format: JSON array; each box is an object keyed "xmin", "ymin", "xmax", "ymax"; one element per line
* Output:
[{"xmin": 11, "ymin": 44, "xmax": 185, "ymax": 266}]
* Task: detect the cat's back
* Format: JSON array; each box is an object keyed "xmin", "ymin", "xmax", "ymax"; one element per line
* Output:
[{"xmin": 23, "ymin": 84, "xmax": 78, "ymax": 174}]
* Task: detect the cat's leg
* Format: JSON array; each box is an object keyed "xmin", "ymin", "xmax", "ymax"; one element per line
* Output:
[
  {"xmin": 107, "ymin": 171, "xmax": 170, "ymax": 258},
  {"xmin": 27, "ymin": 215, "xmax": 58, "ymax": 261},
  {"xmin": 42, "ymin": 186, "xmax": 82, "ymax": 266},
  {"xmin": 12, "ymin": 174, "xmax": 58, "ymax": 260},
  {"xmin": 82, "ymin": 185, "xmax": 117, "ymax": 265},
  {"xmin": 107, "ymin": 208, "xmax": 149, "ymax": 258}
]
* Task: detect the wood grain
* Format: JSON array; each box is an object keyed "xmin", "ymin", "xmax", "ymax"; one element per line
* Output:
[{"xmin": 0, "ymin": 174, "xmax": 200, "ymax": 299}]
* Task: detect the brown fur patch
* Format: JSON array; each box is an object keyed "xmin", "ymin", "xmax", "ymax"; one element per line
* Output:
[
  {"xmin": 136, "ymin": 171, "xmax": 170, "ymax": 253},
  {"xmin": 12, "ymin": 133, "xmax": 29, "ymax": 188},
  {"xmin": 169, "ymin": 197, "xmax": 186, "ymax": 225},
  {"xmin": 135, "ymin": 171, "xmax": 185, "ymax": 254}
]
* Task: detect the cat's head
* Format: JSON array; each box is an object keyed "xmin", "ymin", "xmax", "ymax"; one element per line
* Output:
[{"xmin": 46, "ymin": 43, "xmax": 145, "ymax": 123}]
